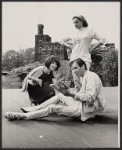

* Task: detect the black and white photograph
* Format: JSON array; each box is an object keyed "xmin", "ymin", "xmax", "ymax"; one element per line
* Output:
[{"xmin": 2, "ymin": 1, "xmax": 120, "ymax": 148}]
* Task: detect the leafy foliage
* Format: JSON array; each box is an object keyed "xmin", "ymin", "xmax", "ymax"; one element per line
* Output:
[
  {"xmin": 2, "ymin": 48, "xmax": 118, "ymax": 87},
  {"xmin": 2, "ymin": 48, "xmax": 35, "ymax": 71},
  {"xmin": 58, "ymin": 49, "xmax": 118, "ymax": 87},
  {"xmin": 90, "ymin": 49, "xmax": 118, "ymax": 86}
]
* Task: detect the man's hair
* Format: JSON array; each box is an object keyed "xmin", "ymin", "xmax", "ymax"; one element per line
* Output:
[
  {"xmin": 72, "ymin": 15, "xmax": 88, "ymax": 27},
  {"xmin": 69, "ymin": 58, "xmax": 87, "ymax": 70},
  {"xmin": 45, "ymin": 55, "xmax": 60, "ymax": 71}
]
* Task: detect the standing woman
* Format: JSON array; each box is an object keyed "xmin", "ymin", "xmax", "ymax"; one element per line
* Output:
[
  {"xmin": 60, "ymin": 15, "xmax": 106, "ymax": 91},
  {"xmin": 21, "ymin": 55, "xmax": 60, "ymax": 106}
]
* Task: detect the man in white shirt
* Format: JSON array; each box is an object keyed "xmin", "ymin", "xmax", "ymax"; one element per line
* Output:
[{"xmin": 5, "ymin": 58, "xmax": 106, "ymax": 121}]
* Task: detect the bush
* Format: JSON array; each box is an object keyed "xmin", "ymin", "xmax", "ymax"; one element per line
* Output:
[{"xmin": 90, "ymin": 49, "xmax": 118, "ymax": 86}]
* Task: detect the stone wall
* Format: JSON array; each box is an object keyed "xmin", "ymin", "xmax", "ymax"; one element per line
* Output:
[{"xmin": 35, "ymin": 24, "xmax": 68, "ymax": 62}]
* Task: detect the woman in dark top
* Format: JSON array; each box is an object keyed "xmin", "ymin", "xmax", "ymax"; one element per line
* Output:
[{"xmin": 21, "ymin": 55, "xmax": 60, "ymax": 106}]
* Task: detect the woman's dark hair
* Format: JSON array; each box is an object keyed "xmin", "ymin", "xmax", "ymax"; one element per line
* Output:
[
  {"xmin": 45, "ymin": 55, "xmax": 60, "ymax": 71},
  {"xmin": 69, "ymin": 58, "xmax": 87, "ymax": 70},
  {"xmin": 72, "ymin": 15, "xmax": 88, "ymax": 27}
]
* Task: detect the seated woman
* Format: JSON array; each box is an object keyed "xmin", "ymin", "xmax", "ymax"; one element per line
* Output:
[{"xmin": 21, "ymin": 55, "xmax": 60, "ymax": 106}]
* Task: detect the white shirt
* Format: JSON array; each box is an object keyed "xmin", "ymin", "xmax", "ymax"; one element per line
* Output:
[
  {"xmin": 74, "ymin": 70, "xmax": 106, "ymax": 121},
  {"xmin": 61, "ymin": 27, "xmax": 106, "ymax": 63}
]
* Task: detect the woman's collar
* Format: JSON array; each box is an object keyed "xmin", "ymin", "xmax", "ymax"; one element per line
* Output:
[{"xmin": 43, "ymin": 66, "xmax": 51, "ymax": 74}]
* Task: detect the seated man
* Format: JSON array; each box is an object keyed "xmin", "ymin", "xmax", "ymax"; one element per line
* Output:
[{"xmin": 5, "ymin": 58, "xmax": 106, "ymax": 121}]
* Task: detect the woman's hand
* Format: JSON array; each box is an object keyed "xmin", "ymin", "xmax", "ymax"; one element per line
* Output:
[
  {"xmin": 59, "ymin": 38, "xmax": 73, "ymax": 49},
  {"xmin": 35, "ymin": 78, "xmax": 42, "ymax": 86},
  {"xmin": 28, "ymin": 76, "xmax": 42, "ymax": 86},
  {"xmin": 89, "ymin": 44, "xmax": 95, "ymax": 53},
  {"xmin": 89, "ymin": 42, "xmax": 103, "ymax": 53}
]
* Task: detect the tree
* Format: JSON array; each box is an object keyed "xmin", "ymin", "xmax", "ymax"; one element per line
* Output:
[
  {"xmin": 2, "ymin": 50, "xmax": 18, "ymax": 70},
  {"xmin": 24, "ymin": 48, "xmax": 35, "ymax": 64},
  {"xmin": 2, "ymin": 48, "xmax": 35, "ymax": 71}
]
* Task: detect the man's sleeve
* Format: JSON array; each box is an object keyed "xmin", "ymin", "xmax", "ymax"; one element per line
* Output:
[{"xmin": 74, "ymin": 74, "xmax": 99, "ymax": 104}]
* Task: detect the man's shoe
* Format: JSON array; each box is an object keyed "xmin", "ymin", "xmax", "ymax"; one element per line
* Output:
[
  {"xmin": 21, "ymin": 106, "xmax": 38, "ymax": 113},
  {"xmin": 21, "ymin": 103, "xmax": 38, "ymax": 113},
  {"xmin": 5, "ymin": 112, "xmax": 26, "ymax": 121},
  {"xmin": 21, "ymin": 107, "xmax": 28, "ymax": 113}
]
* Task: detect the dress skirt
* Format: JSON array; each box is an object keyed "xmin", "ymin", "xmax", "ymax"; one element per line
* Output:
[{"xmin": 28, "ymin": 83, "xmax": 55, "ymax": 105}]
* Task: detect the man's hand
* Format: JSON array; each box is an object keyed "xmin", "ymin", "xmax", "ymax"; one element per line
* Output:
[{"xmin": 61, "ymin": 89, "xmax": 75, "ymax": 98}]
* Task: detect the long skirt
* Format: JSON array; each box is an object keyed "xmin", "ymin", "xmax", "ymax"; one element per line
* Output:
[{"xmin": 28, "ymin": 83, "xmax": 55, "ymax": 105}]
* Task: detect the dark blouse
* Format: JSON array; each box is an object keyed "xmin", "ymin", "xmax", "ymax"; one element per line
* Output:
[
  {"xmin": 28, "ymin": 71, "xmax": 55, "ymax": 104},
  {"xmin": 39, "ymin": 71, "xmax": 54, "ymax": 86}
]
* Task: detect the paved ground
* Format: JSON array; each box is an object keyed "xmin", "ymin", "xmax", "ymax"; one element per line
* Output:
[{"xmin": 2, "ymin": 87, "xmax": 119, "ymax": 148}]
